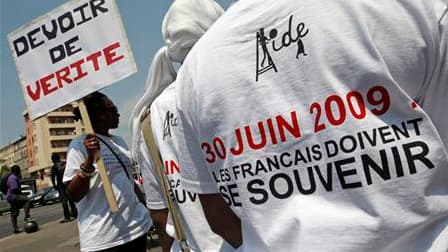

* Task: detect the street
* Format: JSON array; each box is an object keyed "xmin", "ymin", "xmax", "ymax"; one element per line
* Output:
[
  {"xmin": 0, "ymin": 203, "xmax": 63, "ymax": 239},
  {"xmin": 0, "ymin": 202, "xmax": 162, "ymax": 252}
]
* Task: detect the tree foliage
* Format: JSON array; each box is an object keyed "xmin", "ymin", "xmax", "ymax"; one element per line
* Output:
[{"xmin": 0, "ymin": 165, "xmax": 10, "ymax": 177}]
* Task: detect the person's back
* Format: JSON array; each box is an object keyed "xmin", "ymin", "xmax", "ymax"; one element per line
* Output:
[
  {"xmin": 6, "ymin": 173, "xmax": 20, "ymax": 202},
  {"xmin": 175, "ymin": 0, "xmax": 448, "ymax": 251}
]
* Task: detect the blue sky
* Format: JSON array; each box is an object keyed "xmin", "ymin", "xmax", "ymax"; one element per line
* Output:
[{"xmin": 0, "ymin": 0, "xmax": 233, "ymax": 148}]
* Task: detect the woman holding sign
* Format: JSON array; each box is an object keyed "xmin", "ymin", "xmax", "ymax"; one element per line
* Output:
[{"xmin": 63, "ymin": 92, "xmax": 151, "ymax": 252}]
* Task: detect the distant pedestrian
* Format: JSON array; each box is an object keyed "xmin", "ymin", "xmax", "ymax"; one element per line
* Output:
[
  {"xmin": 6, "ymin": 165, "xmax": 33, "ymax": 234},
  {"xmin": 51, "ymin": 153, "xmax": 77, "ymax": 223}
]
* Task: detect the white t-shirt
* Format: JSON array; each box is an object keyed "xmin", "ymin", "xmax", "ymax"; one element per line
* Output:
[
  {"xmin": 138, "ymin": 84, "xmax": 232, "ymax": 252},
  {"xmin": 64, "ymin": 134, "xmax": 151, "ymax": 252},
  {"xmin": 175, "ymin": 0, "xmax": 448, "ymax": 251}
]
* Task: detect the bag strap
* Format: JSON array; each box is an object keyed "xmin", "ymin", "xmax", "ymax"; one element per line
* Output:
[
  {"xmin": 141, "ymin": 112, "xmax": 190, "ymax": 252},
  {"xmin": 97, "ymin": 136, "xmax": 131, "ymax": 180}
]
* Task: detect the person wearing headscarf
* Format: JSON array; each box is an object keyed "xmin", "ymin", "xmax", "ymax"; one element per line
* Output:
[{"xmin": 130, "ymin": 0, "xmax": 230, "ymax": 251}]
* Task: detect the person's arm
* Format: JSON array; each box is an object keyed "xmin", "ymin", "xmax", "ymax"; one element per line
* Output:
[
  {"xmin": 150, "ymin": 208, "xmax": 174, "ymax": 252},
  {"xmin": 199, "ymin": 193, "xmax": 242, "ymax": 249},
  {"xmin": 66, "ymin": 134, "xmax": 98, "ymax": 202},
  {"xmin": 174, "ymin": 66, "xmax": 243, "ymax": 247},
  {"xmin": 66, "ymin": 171, "xmax": 91, "ymax": 202}
]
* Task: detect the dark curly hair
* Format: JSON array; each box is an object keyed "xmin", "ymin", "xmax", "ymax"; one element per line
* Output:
[
  {"xmin": 11, "ymin": 165, "xmax": 21, "ymax": 174},
  {"xmin": 73, "ymin": 91, "xmax": 107, "ymax": 121}
]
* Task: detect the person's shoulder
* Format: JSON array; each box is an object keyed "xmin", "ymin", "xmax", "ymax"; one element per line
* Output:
[
  {"xmin": 111, "ymin": 135, "xmax": 128, "ymax": 147},
  {"xmin": 53, "ymin": 161, "xmax": 63, "ymax": 168},
  {"xmin": 111, "ymin": 134, "xmax": 124, "ymax": 141},
  {"xmin": 68, "ymin": 134, "xmax": 86, "ymax": 148},
  {"xmin": 163, "ymin": 84, "xmax": 176, "ymax": 96},
  {"xmin": 152, "ymin": 86, "xmax": 175, "ymax": 110},
  {"xmin": 431, "ymin": 0, "xmax": 447, "ymax": 23}
]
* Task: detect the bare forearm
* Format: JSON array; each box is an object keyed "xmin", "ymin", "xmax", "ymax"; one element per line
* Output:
[
  {"xmin": 67, "ymin": 134, "xmax": 98, "ymax": 202},
  {"xmin": 67, "ymin": 172, "xmax": 91, "ymax": 202},
  {"xmin": 150, "ymin": 208, "xmax": 173, "ymax": 252},
  {"xmin": 199, "ymin": 194, "xmax": 242, "ymax": 249}
]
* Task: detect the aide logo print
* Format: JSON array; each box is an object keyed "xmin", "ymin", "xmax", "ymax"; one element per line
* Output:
[
  {"xmin": 163, "ymin": 110, "xmax": 178, "ymax": 140},
  {"xmin": 255, "ymin": 15, "xmax": 309, "ymax": 82}
]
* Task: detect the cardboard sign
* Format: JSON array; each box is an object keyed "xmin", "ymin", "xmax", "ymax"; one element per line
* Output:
[{"xmin": 7, "ymin": 0, "xmax": 136, "ymax": 119}]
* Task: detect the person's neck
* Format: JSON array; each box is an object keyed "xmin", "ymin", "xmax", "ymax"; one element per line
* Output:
[{"xmin": 94, "ymin": 128, "xmax": 111, "ymax": 137}]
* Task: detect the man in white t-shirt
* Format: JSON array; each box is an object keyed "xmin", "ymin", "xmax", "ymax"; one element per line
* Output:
[{"xmin": 174, "ymin": 0, "xmax": 448, "ymax": 251}]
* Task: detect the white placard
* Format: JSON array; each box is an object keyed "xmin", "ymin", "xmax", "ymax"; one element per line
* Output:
[{"xmin": 8, "ymin": 0, "xmax": 136, "ymax": 119}]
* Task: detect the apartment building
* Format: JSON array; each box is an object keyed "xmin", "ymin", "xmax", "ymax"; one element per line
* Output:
[
  {"xmin": 24, "ymin": 102, "xmax": 84, "ymax": 189},
  {"xmin": 0, "ymin": 136, "xmax": 29, "ymax": 178}
]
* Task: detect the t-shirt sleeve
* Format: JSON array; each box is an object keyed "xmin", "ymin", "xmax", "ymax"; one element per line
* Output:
[
  {"xmin": 114, "ymin": 135, "xmax": 130, "ymax": 150},
  {"xmin": 423, "ymin": 6, "xmax": 448, "ymax": 148},
  {"xmin": 63, "ymin": 136, "xmax": 86, "ymax": 183},
  {"xmin": 435, "ymin": 2, "xmax": 447, "ymax": 89},
  {"xmin": 138, "ymin": 135, "xmax": 167, "ymax": 209},
  {"xmin": 438, "ymin": 5, "xmax": 447, "ymax": 86},
  {"xmin": 437, "ymin": 7, "xmax": 448, "ymax": 146},
  {"xmin": 175, "ymin": 66, "xmax": 219, "ymax": 194}
]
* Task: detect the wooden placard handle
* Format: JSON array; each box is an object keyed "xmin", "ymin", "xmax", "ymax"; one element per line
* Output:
[
  {"xmin": 78, "ymin": 100, "xmax": 118, "ymax": 212},
  {"xmin": 141, "ymin": 114, "xmax": 190, "ymax": 251}
]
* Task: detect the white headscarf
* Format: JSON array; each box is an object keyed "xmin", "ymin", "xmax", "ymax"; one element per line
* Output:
[{"xmin": 130, "ymin": 0, "xmax": 224, "ymax": 160}]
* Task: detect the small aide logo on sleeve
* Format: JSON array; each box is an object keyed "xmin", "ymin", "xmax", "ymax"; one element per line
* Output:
[{"xmin": 163, "ymin": 110, "xmax": 178, "ymax": 140}]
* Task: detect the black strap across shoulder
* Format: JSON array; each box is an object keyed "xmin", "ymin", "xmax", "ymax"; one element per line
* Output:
[{"xmin": 97, "ymin": 136, "xmax": 131, "ymax": 180}]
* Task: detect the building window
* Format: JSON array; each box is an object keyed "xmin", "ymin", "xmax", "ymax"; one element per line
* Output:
[
  {"xmin": 49, "ymin": 128, "xmax": 76, "ymax": 136},
  {"xmin": 48, "ymin": 116, "xmax": 75, "ymax": 124},
  {"xmin": 50, "ymin": 140, "xmax": 71, "ymax": 148},
  {"xmin": 55, "ymin": 104, "xmax": 74, "ymax": 112}
]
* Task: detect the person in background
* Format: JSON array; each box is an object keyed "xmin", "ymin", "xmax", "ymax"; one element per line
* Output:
[
  {"xmin": 174, "ymin": 0, "xmax": 448, "ymax": 251},
  {"xmin": 129, "ymin": 0, "xmax": 230, "ymax": 251},
  {"xmin": 51, "ymin": 153, "xmax": 77, "ymax": 223},
  {"xmin": 6, "ymin": 165, "xmax": 33, "ymax": 234},
  {"xmin": 64, "ymin": 91, "xmax": 151, "ymax": 252}
]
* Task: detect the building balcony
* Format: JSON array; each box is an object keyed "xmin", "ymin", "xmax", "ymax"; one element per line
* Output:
[
  {"xmin": 48, "ymin": 111, "xmax": 74, "ymax": 117},
  {"xmin": 50, "ymin": 147, "xmax": 69, "ymax": 153},
  {"xmin": 49, "ymin": 135, "xmax": 76, "ymax": 141},
  {"xmin": 48, "ymin": 123, "xmax": 77, "ymax": 128},
  {"xmin": 29, "ymin": 165, "xmax": 44, "ymax": 173}
]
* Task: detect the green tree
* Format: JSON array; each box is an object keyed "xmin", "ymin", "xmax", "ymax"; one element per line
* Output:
[{"xmin": 0, "ymin": 165, "xmax": 10, "ymax": 177}]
